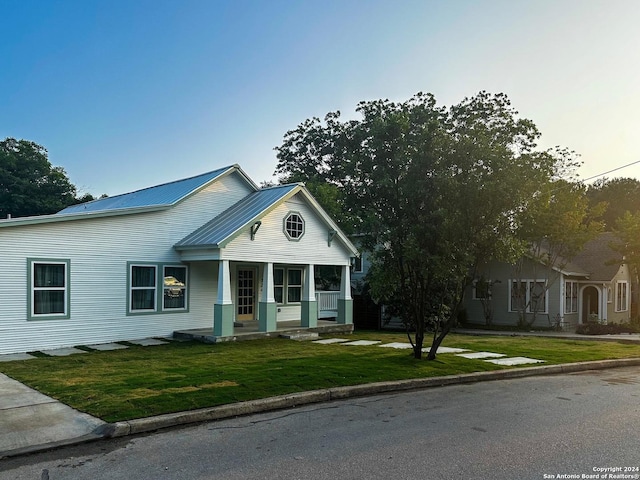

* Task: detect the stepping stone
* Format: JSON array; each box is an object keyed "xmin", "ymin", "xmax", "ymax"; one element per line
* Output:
[
  {"xmin": 129, "ymin": 338, "xmax": 169, "ymax": 346},
  {"xmin": 313, "ymin": 338, "xmax": 350, "ymax": 344},
  {"xmin": 423, "ymin": 347, "xmax": 470, "ymax": 354},
  {"xmin": 341, "ymin": 340, "xmax": 382, "ymax": 346},
  {"xmin": 0, "ymin": 353, "xmax": 37, "ymax": 362},
  {"xmin": 40, "ymin": 347, "xmax": 88, "ymax": 357},
  {"xmin": 456, "ymin": 351, "xmax": 506, "ymax": 359},
  {"xmin": 379, "ymin": 342, "xmax": 413, "ymax": 349},
  {"xmin": 86, "ymin": 343, "xmax": 129, "ymax": 351},
  {"xmin": 281, "ymin": 332, "xmax": 319, "ymax": 341},
  {"xmin": 485, "ymin": 357, "xmax": 545, "ymax": 366}
]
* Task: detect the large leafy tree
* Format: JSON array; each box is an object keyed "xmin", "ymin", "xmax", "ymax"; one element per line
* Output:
[
  {"xmin": 587, "ymin": 177, "xmax": 640, "ymax": 231},
  {"xmin": 511, "ymin": 180, "xmax": 603, "ymax": 327},
  {"xmin": 276, "ymin": 92, "xmax": 580, "ymax": 359},
  {"xmin": 0, "ymin": 138, "xmax": 92, "ymax": 218}
]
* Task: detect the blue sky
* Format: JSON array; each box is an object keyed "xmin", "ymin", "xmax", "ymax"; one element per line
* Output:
[{"xmin": 2, "ymin": 0, "xmax": 640, "ymax": 196}]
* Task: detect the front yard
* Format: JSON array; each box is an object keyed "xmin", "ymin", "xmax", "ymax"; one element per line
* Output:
[{"xmin": 1, "ymin": 331, "xmax": 638, "ymax": 423}]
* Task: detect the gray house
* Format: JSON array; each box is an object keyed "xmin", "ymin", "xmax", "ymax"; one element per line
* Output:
[{"xmin": 464, "ymin": 233, "xmax": 633, "ymax": 328}]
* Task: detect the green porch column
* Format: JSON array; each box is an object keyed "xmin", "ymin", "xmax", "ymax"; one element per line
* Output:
[
  {"xmin": 337, "ymin": 264, "xmax": 353, "ymax": 325},
  {"xmin": 214, "ymin": 260, "xmax": 234, "ymax": 336},
  {"xmin": 259, "ymin": 262, "xmax": 277, "ymax": 332},
  {"xmin": 301, "ymin": 264, "xmax": 318, "ymax": 328}
]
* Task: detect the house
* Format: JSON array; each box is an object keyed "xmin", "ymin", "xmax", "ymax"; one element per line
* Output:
[
  {"xmin": 0, "ymin": 165, "xmax": 358, "ymax": 355},
  {"xmin": 464, "ymin": 233, "xmax": 633, "ymax": 328}
]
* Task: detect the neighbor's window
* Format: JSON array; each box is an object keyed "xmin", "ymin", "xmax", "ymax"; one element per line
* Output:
[
  {"xmin": 564, "ymin": 281, "xmax": 578, "ymax": 314},
  {"xmin": 284, "ymin": 212, "xmax": 304, "ymax": 240},
  {"xmin": 473, "ymin": 279, "xmax": 491, "ymax": 300},
  {"xmin": 163, "ymin": 266, "xmax": 187, "ymax": 310},
  {"xmin": 510, "ymin": 279, "xmax": 547, "ymax": 313},
  {"xmin": 273, "ymin": 267, "xmax": 303, "ymax": 304},
  {"xmin": 30, "ymin": 260, "xmax": 69, "ymax": 318},
  {"xmin": 130, "ymin": 265, "xmax": 157, "ymax": 312},
  {"xmin": 616, "ymin": 281, "xmax": 628, "ymax": 312}
]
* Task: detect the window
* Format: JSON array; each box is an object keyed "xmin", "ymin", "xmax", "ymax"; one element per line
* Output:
[
  {"xmin": 284, "ymin": 212, "xmax": 304, "ymax": 240},
  {"xmin": 128, "ymin": 262, "xmax": 189, "ymax": 314},
  {"xmin": 564, "ymin": 281, "xmax": 578, "ymax": 314},
  {"xmin": 616, "ymin": 281, "xmax": 628, "ymax": 312},
  {"xmin": 509, "ymin": 279, "xmax": 547, "ymax": 313},
  {"xmin": 130, "ymin": 265, "xmax": 157, "ymax": 312},
  {"xmin": 29, "ymin": 259, "xmax": 69, "ymax": 319},
  {"xmin": 163, "ymin": 266, "xmax": 187, "ymax": 310},
  {"xmin": 287, "ymin": 269, "xmax": 302, "ymax": 303},
  {"xmin": 274, "ymin": 267, "xmax": 303, "ymax": 304},
  {"xmin": 473, "ymin": 279, "xmax": 491, "ymax": 300},
  {"xmin": 352, "ymin": 256, "xmax": 363, "ymax": 273}
]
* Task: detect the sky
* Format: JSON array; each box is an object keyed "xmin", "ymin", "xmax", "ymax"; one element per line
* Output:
[{"xmin": 2, "ymin": 0, "xmax": 640, "ymax": 197}]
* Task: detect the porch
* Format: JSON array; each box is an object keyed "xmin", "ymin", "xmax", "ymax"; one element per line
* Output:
[{"xmin": 174, "ymin": 319, "xmax": 353, "ymax": 343}]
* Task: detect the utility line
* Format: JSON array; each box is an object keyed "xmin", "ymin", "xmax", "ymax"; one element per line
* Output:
[{"xmin": 581, "ymin": 159, "xmax": 640, "ymax": 183}]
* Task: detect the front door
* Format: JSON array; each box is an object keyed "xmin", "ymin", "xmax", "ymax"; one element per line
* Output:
[{"xmin": 237, "ymin": 268, "xmax": 256, "ymax": 321}]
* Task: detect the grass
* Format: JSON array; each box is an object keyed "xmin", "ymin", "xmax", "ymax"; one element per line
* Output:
[{"xmin": 1, "ymin": 331, "xmax": 639, "ymax": 423}]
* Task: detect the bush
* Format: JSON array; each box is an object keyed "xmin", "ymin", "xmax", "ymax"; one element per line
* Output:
[{"xmin": 575, "ymin": 322, "xmax": 640, "ymax": 335}]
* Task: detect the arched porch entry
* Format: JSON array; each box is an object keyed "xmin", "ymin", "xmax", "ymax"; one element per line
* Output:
[{"xmin": 581, "ymin": 285, "xmax": 600, "ymax": 324}]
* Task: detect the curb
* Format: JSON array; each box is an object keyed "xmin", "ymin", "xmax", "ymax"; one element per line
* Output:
[{"xmin": 100, "ymin": 357, "xmax": 640, "ymax": 438}]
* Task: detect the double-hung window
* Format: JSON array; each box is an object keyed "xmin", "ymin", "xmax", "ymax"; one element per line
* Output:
[
  {"xmin": 29, "ymin": 259, "xmax": 70, "ymax": 319},
  {"xmin": 564, "ymin": 281, "xmax": 578, "ymax": 314},
  {"xmin": 510, "ymin": 279, "xmax": 547, "ymax": 313},
  {"xmin": 616, "ymin": 281, "xmax": 628, "ymax": 312},
  {"xmin": 130, "ymin": 264, "xmax": 157, "ymax": 312},
  {"xmin": 274, "ymin": 267, "xmax": 303, "ymax": 304}
]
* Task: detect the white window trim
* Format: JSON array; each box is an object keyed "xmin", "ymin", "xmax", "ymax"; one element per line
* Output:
[
  {"xmin": 283, "ymin": 211, "xmax": 305, "ymax": 241},
  {"xmin": 615, "ymin": 280, "xmax": 629, "ymax": 312},
  {"xmin": 129, "ymin": 263, "xmax": 158, "ymax": 314},
  {"xmin": 564, "ymin": 280, "xmax": 578, "ymax": 314},
  {"xmin": 509, "ymin": 279, "xmax": 548, "ymax": 314},
  {"xmin": 28, "ymin": 259, "xmax": 70, "ymax": 320}
]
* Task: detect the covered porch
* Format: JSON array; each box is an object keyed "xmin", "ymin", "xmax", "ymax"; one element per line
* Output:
[{"xmin": 174, "ymin": 318, "xmax": 353, "ymax": 343}]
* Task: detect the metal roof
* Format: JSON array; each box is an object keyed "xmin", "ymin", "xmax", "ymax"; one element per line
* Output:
[
  {"xmin": 175, "ymin": 183, "xmax": 301, "ymax": 248},
  {"xmin": 57, "ymin": 166, "xmax": 235, "ymax": 215}
]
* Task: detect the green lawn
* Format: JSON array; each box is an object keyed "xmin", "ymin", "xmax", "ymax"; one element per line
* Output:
[{"xmin": 1, "ymin": 331, "xmax": 638, "ymax": 423}]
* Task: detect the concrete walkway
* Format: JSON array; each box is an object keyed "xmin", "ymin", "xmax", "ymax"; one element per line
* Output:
[
  {"xmin": 0, "ymin": 373, "xmax": 105, "ymax": 457},
  {"xmin": 1, "ymin": 330, "xmax": 639, "ymax": 459}
]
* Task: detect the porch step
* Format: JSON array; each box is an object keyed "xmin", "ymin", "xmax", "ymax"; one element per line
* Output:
[{"xmin": 279, "ymin": 332, "xmax": 320, "ymax": 341}]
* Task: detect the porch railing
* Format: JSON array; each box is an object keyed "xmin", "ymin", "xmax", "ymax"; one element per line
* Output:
[{"xmin": 316, "ymin": 290, "xmax": 339, "ymax": 318}]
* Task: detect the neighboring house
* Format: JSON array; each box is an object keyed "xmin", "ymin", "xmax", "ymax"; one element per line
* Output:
[
  {"xmin": 0, "ymin": 165, "xmax": 357, "ymax": 355},
  {"xmin": 464, "ymin": 233, "xmax": 633, "ymax": 328}
]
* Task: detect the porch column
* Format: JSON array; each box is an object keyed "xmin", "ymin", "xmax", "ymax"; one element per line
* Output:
[
  {"xmin": 301, "ymin": 264, "xmax": 318, "ymax": 328},
  {"xmin": 214, "ymin": 260, "xmax": 234, "ymax": 336},
  {"xmin": 259, "ymin": 262, "xmax": 277, "ymax": 332},
  {"xmin": 337, "ymin": 264, "xmax": 353, "ymax": 325}
]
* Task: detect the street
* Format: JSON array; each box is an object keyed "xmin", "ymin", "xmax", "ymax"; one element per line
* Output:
[{"xmin": 1, "ymin": 366, "xmax": 639, "ymax": 480}]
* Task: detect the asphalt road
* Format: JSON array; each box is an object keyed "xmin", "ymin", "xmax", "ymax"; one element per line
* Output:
[{"xmin": 2, "ymin": 366, "xmax": 640, "ymax": 480}]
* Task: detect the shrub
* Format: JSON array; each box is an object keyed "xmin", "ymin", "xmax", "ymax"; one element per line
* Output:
[{"xmin": 576, "ymin": 322, "xmax": 640, "ymax": 335}]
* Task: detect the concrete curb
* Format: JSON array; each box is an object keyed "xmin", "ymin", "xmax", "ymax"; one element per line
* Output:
[{"xmin": 99, "ymin": 357, "xmax": 640, "ymax": 438}]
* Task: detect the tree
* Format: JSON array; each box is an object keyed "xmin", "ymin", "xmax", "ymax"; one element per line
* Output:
[
  {"xmin": 276, "ymin": 91, "xmax": 579, "ymax": 359},
  {"xmin": 511, "ymin": 180, "xmax": 603, "ymax": 327},
  {"xmin": 0, "ymin": 138, "xmax": 93, "ymax": 218},
  {"xmin": 587, "ymin": 177, "xmax": 640, "ymax": 231}
]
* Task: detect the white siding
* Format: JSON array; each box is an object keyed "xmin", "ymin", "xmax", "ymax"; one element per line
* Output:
[
  {"xmin": 221, "ymin": 193, "xmax": 351, "ymax": 266},
  {"xmin": 0, "ymin": 172, "xmax": 251, "ymax": 354}
]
